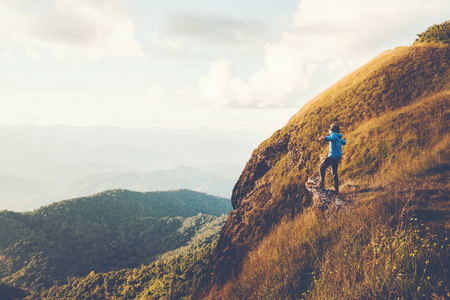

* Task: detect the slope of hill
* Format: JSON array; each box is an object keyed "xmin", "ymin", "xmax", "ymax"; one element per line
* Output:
[
  {"xmin": 205, "ymin": 41, "xmax": 449, "ymax": 298},
  {"xmin": 0, "ymin": 189, "xmax": 231, "ymax": 294}
]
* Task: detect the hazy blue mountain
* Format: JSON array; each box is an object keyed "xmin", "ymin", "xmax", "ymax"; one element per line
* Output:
[
  {"xmin": 6, "ymin": 165, "xmax": 240, "ymax": 211},
  {"xmin": 59, "ymin": 165, "xmax": 239, "ymax": 199},
  {"xmin": 0, "ymin": 125, "xmax": 269, "ymax": 211}
]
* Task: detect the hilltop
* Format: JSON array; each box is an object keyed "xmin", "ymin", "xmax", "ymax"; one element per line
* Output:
[
  {"xmin": 207, "ymin": 41, "xmax": 449, "ymax": 298},
  {"xmin": 0, "ymin": 189, "xmax": 231, "ymax": 295}
]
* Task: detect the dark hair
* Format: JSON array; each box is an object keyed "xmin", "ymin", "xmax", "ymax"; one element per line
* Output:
[{"xmin": 330, "ymin": 124, "xmax": 340, "ymax": 133}]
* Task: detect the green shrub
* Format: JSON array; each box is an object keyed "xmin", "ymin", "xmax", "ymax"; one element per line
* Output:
[{"xmin": 414, "ymin": 21, "xmax": 450, "ymax": 45}]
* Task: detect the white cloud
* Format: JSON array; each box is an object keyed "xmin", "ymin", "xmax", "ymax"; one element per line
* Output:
[
  {"xmin": 166, "ymin": 0, "xmax": 450, "ymax": 109},
  {"xmin": 194, "ymin": 57, "xmax": 306, "ymax": 108},
  {"xmin": 148, "ymin": 13, "xmax": 274, "ymax": 57},
  {"xmin": 165, "ymin": 13, "xmax": 272, "ymax": 48},
  {"xmin": 198, "ymin": 59, "xmax": 238, "ymax": 107},
  {"xmin": 150, "ymin": 30, "xmax": 187, "ymax": 55},
  {"xmin": 147, "ymin": 85, "xmax": 195, "ymax": 107},
  {"xmin": 0, "ymin": 0, "xmax": 144, "ymax": 59}
]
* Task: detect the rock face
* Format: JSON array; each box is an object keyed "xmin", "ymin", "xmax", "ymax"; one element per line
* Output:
[
  {"xmin": 305, "ymin": 178, "xmax": 351, "ymax": 213},
  {"xmin": 212, "ymin": 43, "xmax": 450, "ymax": 282},
  {"xmin": 213, "ymin": 131, "xmax": 308, "ymax": 280}
]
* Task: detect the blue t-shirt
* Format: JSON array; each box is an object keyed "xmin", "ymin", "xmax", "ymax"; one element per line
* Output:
[{"xmin": 325, "ymin": 132, "xmax": 347, "ymax": 158}]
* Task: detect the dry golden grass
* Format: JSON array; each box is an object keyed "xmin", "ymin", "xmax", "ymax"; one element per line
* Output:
[
  {"xmin": 206, "ymin": 43, "xmax": 450, "ymax": 300},
  {"xmin": 207, "ymin": 209, "xmax": 325, "ymax": 299},
  {"xmin": 210, "ymin": 186, "xmax": 449, "ymax": 299},
  {"xmin": 340, "ymin": 91, "xmax": 450, "ymax": 187}
]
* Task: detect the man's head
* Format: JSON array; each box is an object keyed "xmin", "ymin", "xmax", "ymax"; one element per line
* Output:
[{"xmin": 329, "ymin": 124, "xmax": 340, "ymax": 133}]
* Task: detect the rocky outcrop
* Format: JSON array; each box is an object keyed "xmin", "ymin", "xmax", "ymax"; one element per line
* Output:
[
  {"xmin": 305, "ymin": 178, "xmax": 351, "ymax": 213},
  {"xmin": 212, "ymin": 130, "xmax": 308, "ymax": 281}
]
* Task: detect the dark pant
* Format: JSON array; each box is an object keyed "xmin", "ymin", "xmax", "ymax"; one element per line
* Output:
[{"xmin": 318, "ymin": 157, "xmax": 341, "ymax": 192}]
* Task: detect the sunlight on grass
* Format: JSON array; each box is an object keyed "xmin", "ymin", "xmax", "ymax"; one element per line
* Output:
[{"xmin": 212, "ymin": 188, "xmax": 449, "ymax": 300}]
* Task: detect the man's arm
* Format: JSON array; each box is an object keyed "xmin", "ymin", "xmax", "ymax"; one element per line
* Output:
[{"xmin": 318, "ymin": 136, "xmax": 326, "ymax": 141}]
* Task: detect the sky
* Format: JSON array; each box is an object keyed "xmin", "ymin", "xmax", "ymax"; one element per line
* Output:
[{"xmin": 0, "ymin": 0, "xmax": 449, "ymax": 131}]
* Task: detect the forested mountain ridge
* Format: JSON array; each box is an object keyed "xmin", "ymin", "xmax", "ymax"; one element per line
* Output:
[
  {"xmin": 0, "ymin": 189, "xmax": 231, "ymax": 295},
  {"xmin": 27, "ymin": 243, "xmax": 218, "ymax": 300}
]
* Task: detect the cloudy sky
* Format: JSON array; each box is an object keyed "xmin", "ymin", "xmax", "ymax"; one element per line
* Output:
[{"xmin": 0, "ymin": 0, "xmax": 449, "ymax": 131}]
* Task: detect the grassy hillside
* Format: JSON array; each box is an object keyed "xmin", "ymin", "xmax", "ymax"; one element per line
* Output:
[
  {"xmin": 212, "ymin": 183, "xmax": 449, "ymax": 299},
  {"xmin": 208, "ymin": 41, "xmax": 449, "ymax": 298},
  {"xmin": 213, "ymin": 42, "xmax": 449, "ymax": 279},
  {"xmin": 0, "ymin": 189, "xmax": 231, "ymax": 294}
]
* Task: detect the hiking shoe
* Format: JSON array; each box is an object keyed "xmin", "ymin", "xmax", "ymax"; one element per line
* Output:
[{"xmin": 313, "ymin": 183, "xmax": 324, "ymax": 189}]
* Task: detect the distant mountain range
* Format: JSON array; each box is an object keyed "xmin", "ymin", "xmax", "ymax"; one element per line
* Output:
[
  {"xmin": 56, "ymin": 165, "xmax": 239, "ymax": 200},
  {"xmin": 0, "ymin": 125, "xmax": 269, "ymax": 211},
  {"xmin": 3, "ymin": 165, "xmax": 240, "ymax": 212}
]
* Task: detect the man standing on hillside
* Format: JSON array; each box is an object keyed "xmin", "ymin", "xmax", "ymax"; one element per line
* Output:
[{"xmin": 314, "ymin": 124, "xmax": 347, "ymax": 193}]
